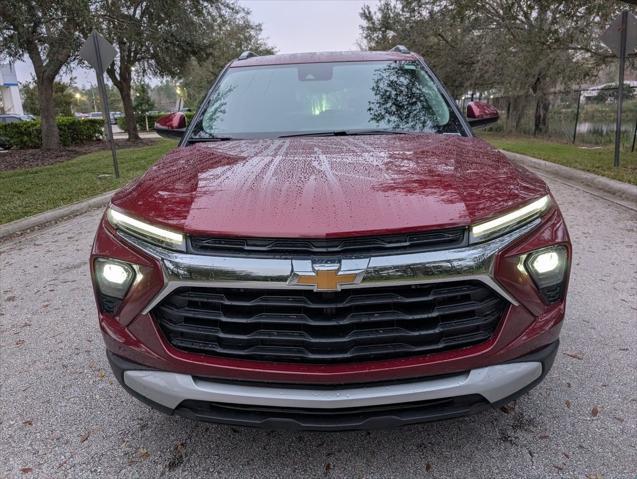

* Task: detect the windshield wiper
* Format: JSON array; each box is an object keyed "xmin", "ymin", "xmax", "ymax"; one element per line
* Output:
[
  {"xmin": 278, "ymin": 129, "xmax": 411, "ymax": 138},
  {"xmin": 189, "ymin": 136, "xmax": 238, "ymax": 142}
]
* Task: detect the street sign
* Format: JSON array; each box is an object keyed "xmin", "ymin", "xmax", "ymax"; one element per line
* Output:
[
  {"xmin": 600, "ymin": 11, "xmax": 637, "ymax": 57},
  {"xmin": 600, "ymin": 12, "xmax": 637, "ymax": 168},
  {"xmin": 78, "ymin": 32, "xmax": 116, "ymax": 72},
  {"xmin": 79, "ymin": 31, "xmax": 119, "ymax": 178}
]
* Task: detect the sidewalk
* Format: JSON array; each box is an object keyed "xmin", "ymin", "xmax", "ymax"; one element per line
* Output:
[
  {"xmin": 112, "ymin": 125, "xmax": 159, "ymax": 140},
  {"xmin": 502, "ymin": 150, "xmax": 637, "ymax": 209}
]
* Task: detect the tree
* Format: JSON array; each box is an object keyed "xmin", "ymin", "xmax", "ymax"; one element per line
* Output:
[
  {"xmin": 92, "ymin": 0, "xmax": 267, "ymax": 140},
  {"xmin": 360, "ymin": 0, "xmax": 628, "ymax": 134},
  {"xmin": 181, "ymin": 10, "xmax": 274, "ymax": 106},
  {"xmin": 133, "ymin": 82, "xmax": 155, "ymax": 115},
  {"xmin": 360, "ymin": 1, "xmax": 485, "ymax": 98},
  {"xmin": 21, "ymin": 80, "xmax": 75, "ymax": 116},
  {"xmin": 72, "ymin": 84, "xmax": 123, "ymax": 113},
  {"xmin": 150, "ymin": 80, "xmax": 178, "ymax": 112},
  {"xmin": 0, "ymin": 0, "xmax": 91, "ymax": 149}
]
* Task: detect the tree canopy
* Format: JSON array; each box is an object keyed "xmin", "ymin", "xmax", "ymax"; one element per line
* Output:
[
  {"xmin": 133, "ymin": 82, "xmax": 155, "ymax": 115},
  {"xmin": 21, "ymin": 80, "xmax": 75, "ymax": 116},
  {"xmin": 93, "ymin": 0, "xmax": 271, "ymax": 139},
  {"xmin": 0, "ymin": 0, "xmax": 92, "ymax": 149},
  {"xmin": 181, "ymin": 9, "xmax": 275, "ymax": 107},
  {"xmin": 0, "ymin": 0, "xmax": 272, "ymax": 147},
  {"xmin": 359, "ymin": 0, "xmax": 631, "ymax": 133}
]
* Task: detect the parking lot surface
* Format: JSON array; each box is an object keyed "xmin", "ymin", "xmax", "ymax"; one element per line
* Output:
[{"xmin": 1, "ymin": 174, "xmax": 636, "ymax": 478}]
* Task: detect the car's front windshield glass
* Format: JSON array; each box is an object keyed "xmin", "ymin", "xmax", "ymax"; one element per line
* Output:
[{"xmin": 190, "ymin": 61, "xmax": 464, "ymax": 139}]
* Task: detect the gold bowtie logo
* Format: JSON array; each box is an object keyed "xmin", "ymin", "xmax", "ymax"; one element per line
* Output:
[{"xmin": 295, "ymin": 268, "xmax": 359, "ymax": 292}]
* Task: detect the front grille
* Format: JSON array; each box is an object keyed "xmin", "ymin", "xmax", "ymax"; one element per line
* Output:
[
  {"xmin": 153, "ymin": 281, "xmax": 506, "ymax": 363},
  {"xmin": 189, "ymin": 228, "xmax": 467, "ymax": 256}
]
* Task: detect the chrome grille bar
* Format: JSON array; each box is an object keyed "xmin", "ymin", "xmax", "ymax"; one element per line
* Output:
[{"xmin": 116, "ymin": 219, "xmax": 540, "ymax": 314}]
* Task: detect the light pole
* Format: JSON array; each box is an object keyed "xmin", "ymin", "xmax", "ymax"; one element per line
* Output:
[
  {"xmin": 74, "ymin": 92, "xmax": 82, "ymax": 114},
  {"xmin": 175, "ymin": 84, "xmax": 183, "ymax": 112}
]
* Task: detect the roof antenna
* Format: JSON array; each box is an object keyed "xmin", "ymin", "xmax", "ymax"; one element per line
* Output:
[
  {"xmin": 390, "ymin": 45, "xmax": 410, "ymax": 54},
  {"xmin": 238, "ymin": 51, "xmax": 258, "ymax": 60}
]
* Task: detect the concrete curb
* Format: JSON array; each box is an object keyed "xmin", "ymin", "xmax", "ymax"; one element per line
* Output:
[
  {"xmin": 501, "ymin": 150, "xmax": 637, "ymax": 205},
  {"xmin": 0, "ymin": 190, "xmax": 114, "ymax": 240}
]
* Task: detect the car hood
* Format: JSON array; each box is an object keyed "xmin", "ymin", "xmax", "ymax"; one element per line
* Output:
[{"xmin": 111, "ymin": 134, "xmax": 548, "ymax": 238}]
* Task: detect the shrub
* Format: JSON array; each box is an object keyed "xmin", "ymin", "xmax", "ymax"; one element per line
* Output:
[
  {"xmin": 57, "ymin": 117, "xmax": 103, "ymax": 146},
  {"xmin": 0, "ymin": 117, "xmax": 103, "ymax": 149},
  {"xmin": 0, "ymin": 120, "xmax": 41, "ymax": 149}
]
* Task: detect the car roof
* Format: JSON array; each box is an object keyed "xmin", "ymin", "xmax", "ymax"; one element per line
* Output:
[{"xmin": 229, "ymin": 50, "xmax": 420, "ymax": 68}]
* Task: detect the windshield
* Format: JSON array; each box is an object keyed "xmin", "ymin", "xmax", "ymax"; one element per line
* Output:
[{"xmin": 190, "ymin": 61, "xmax": 465, "ymax": 139}]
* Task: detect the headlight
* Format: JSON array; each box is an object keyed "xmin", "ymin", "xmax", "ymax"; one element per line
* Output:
[
  {"xmin": 94, "ymin": 258, "xmax": 136, "ymax": 299},
  {"xmin": 525, "ymin": 245, "xmax": 568, "ymax": 304},
  {"xmin": 106, "ymin": 207, "xmax": 186, "ymax": 251},
  {"xmin": 470, "ymin": 195, "xmax": 551, "ymax": 243}
]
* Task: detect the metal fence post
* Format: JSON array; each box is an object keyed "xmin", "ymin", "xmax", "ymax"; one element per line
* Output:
[
  {"xmin": 572, "ymin": 90, "xmax": 581, "ymax": 144},
  {"xmin": 613, "ymin": 11, "xmax": 628, "ymax": 168}
]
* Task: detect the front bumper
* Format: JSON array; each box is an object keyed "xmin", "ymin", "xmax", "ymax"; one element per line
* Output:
[
  {"xmin": 108, "ymin": 341, "xmax": 558, "ymax": 431},
  {"xmin": 93, "ymin": 206, "xmax": 569, "ymax": 385}
]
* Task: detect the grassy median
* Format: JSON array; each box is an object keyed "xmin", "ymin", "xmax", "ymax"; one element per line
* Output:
[
  {"xmin": 480, "ymin": 132, "xmax": 637, "ymax": 185},
  {"xmin": 0, "ymin": 139, "xmax": 177, "ymax": 225}
]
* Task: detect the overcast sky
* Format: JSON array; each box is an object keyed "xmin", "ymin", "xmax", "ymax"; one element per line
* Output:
[{"xmin": 13, "ymin": 0, "xmax": 379, "ymax": 87}]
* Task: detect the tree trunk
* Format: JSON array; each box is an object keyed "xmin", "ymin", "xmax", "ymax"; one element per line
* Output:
[
  {"xmin": 508, "ymin": 96, "xmax": 528, "ymax": 133},
  {"xmin": 38, "ymin": 76, "xmax": 61, "ymax": 150},
  {"xmin": 533, "ymin": 95, "xmax": 551, "ymax": 136},
  {"xmin": 119, "ymin": 77, "xmax": 140, "ymax": 141},
  {"xmin": 108, "ymin": 60, "xmax": 140, "ymax": 141}
]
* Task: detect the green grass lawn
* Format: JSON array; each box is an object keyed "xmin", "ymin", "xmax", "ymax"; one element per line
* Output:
[
  {"xmin": 0, "ymin": 139, "xmax": 177, "ymax": 225},
  {"xmin": 480, "ymin": 132, "xmax": 637, "ymax": 185}
]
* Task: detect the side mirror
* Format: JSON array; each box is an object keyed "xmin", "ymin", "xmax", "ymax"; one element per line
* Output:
[
  {"xmin": 466, "ymin": 101, "xmax": 499, "ymax": 128},
  {"xmin": 154, "ymin": 112, "xmax": 187, "ymax": 139}
]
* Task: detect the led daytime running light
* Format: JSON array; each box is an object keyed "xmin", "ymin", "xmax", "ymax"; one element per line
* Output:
[
  {"xmin": 471, "ymin": 195, "xmax": 550, "ymax": 242},
  {"xmin": 107, "ymin": 207, "xmax": 185, "ymax": 250}
]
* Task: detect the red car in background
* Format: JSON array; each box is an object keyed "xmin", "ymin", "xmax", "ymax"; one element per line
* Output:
[{"xmin": 91, "ymin": 47, "xmax": 570, "ymax": 431}]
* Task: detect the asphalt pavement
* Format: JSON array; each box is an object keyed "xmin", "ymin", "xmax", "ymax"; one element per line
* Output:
[{"xmin": 1, "ymin": 173, "xmax": 636, "ymax": 478}]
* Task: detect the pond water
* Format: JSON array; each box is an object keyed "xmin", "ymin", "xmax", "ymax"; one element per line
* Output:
[{"xmin": 576, "ymin": 122, "xmax": 635, "ymax": 134}]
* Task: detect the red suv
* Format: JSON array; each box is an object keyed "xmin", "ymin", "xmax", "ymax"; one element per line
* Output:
[{"xmin": 91, "ymin": 47, "xmax": 570, "ymax": 430}]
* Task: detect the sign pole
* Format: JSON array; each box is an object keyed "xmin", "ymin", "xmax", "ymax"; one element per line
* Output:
[
  {"xmin": 572, "ymin": 90, "xmax": 581, "ymax": 144},
  {"xmin": 613, "ymin": 11, "xmax": 628, "ymax": 168},
  {"xmin": 91, "ymin": 33, "xmax": 119, "ymax": 178}
]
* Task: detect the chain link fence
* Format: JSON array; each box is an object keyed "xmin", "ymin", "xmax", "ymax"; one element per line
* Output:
[{"xmin": 460, "ymin": 85, "xmax": 637, "ymax": 148}]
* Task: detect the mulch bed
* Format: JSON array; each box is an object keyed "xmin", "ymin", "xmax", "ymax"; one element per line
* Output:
[{"xmin": 0, "ymin": 138, "xmax": 158, "ymax": 172}]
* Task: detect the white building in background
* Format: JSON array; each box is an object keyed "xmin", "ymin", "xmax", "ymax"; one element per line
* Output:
[
  {"xmin": 581, "ymin": 81, "xmax": 637, "ymax": 100},
  {"xmin": 0, "ymin": 63, "xmax": 24, "ymax": 115}
]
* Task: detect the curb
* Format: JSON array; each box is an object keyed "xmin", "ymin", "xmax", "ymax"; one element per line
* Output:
[
  {"xmin": 501, "ymin": 150, "xmax": 637, "ymax": 205},
  {"xmin": 0, "ymin": 190, "xmax": 114, "ymax": 240}
]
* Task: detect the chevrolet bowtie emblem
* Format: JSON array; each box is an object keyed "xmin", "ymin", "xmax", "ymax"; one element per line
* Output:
[{"xmin": 290, "ymin": 261, "xmax": 365, "ymax": 292}]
